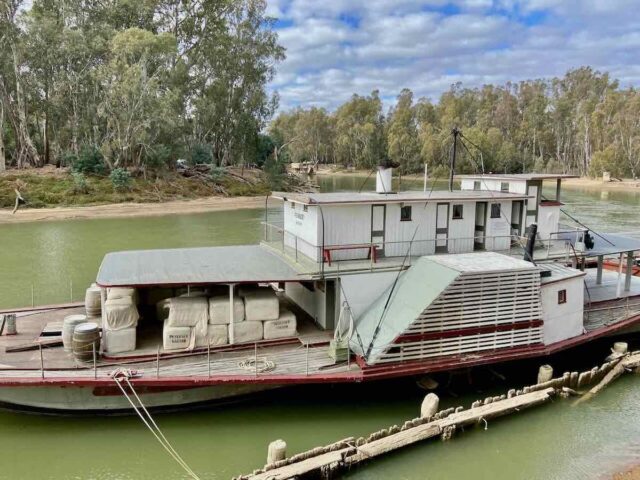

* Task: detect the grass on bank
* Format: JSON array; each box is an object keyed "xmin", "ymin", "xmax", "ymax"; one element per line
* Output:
[{"xmin": 0, "ymin": 168, "xmax": 273, "ymax": 209}]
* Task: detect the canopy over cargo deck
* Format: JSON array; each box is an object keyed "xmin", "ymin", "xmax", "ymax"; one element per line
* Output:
[
  {"xmin": 97, "ymin": 245, "xmax": 309, "ymax": 287},
  {"xmin": 271, "ymin": 189, "xmax": 527, "ymax": 206}
]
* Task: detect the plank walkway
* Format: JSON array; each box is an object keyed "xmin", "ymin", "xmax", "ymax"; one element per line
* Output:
[{"xmin": 235, "ymin": 351, "xmax": 640, "ymax": 480}]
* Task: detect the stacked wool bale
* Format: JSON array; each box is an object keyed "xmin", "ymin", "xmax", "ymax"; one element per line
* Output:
[
  {"xmin": 162, "ymin": 297, "xmax": 208, "ymax": 350},
  {"xmin": 103, "ymin": 288, "xmax": 139, "ymax": 353},
  {"xmin": 240, "ymin": 287, "xmax": 297, "ymax": 341},
  {"xmin": 207, "ymin": 295, "xmax": 244, "ymax": 346}
]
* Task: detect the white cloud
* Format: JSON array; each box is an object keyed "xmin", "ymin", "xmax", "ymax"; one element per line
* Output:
[{"xmin": 267, "ymin": 0, "xmax": 640, "ymax": 111}]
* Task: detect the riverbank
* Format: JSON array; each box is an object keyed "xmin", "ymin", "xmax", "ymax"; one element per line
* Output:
[
  {"xmin": 0, "ymin": 166, "xmax": 273, "ymax": 210},
  {"xmin": 0, "ymin": 196, "xmax": 265, "ymax": 224},
  {"xmin": 614, "ymin": 465, "xmax": 640, "ymax": 480}
]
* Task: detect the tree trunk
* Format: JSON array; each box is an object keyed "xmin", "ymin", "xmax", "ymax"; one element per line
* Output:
[
  {"xmin": 11, "ymin": 45, "xmax": 41, "ymax": 167},
  {"xmin": 0, "ymin": 101, "xmax": 5, "ymax": 172}
]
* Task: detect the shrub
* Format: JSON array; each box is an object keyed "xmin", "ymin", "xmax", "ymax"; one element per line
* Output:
[
  {"xmin": 146, "ymin": 144, "xmax": 172, "ymax": 171},
  {"xmin": 71, "ymin": 145, "xmax": 106, "ymax": 175},
  {"xmin": 71, "ymin": 172, "xmax": 89, "ymax": 194},
  {"xmin": 109, "ymin": 168, "xmax": 132, "ymax": 191},
  {"xmin": 209, "ymin": 166, "xmax": 226, "ymax": 182},
  {"xmin": 190, "ymin": 143, "xmax": 213, "ymax": 165}
]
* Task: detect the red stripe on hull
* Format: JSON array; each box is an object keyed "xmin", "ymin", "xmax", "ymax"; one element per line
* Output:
[{"xmin": 395, "ymin": 320, "xmax": 543, "ymax": 344}]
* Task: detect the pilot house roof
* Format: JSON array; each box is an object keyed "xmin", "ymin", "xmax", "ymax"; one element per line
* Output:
[{"xmin": 271, "ymin": 190, "xmax": 527, "ymax": 206}]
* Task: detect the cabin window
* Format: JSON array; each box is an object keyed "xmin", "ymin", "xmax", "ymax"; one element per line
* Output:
[
  {"xmin": 473, "ymin": 181, "xmax": 481, "ymax": 191},
  {"xmin": 490, "ymin": 203, "xmax": 501, "ymax": 219},
  {"xmin": 501, "ymin": 182, "xmax": 509, "ymax": 192},
  {"xmin": 452, "ymin": 204, "xmax": 463, "ymax": 220},
  {"xmin": 291, "ymin": 202, "xmax": 295, "ymax": 210},
  {"xmin": 558, "ymin": 289, "xmax": 567, "ymax": 304},
  {"xmin": 303, "ymin": 205, "xmax": 308, "ymax": 212},
  {"xmin": 400, "ymin": 205, "xmax": 412, "ymax": 222}
]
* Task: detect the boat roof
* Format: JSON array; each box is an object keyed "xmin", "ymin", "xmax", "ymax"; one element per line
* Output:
[
  {"xmin": 538, "ymin": 262, "xmax": 585, "ymax": 284},
  {"xmin": 96, "ymin": 245, "xmax": 308, "ymax": 287},
  {"xmin": 271, "ymin": 190, "xmax": 527, "ymax": 205},
  {"xmin": 456, "ymin": 173, "xmax": 578, "ymax": 182},
  {"xmin": 556, "ymin": 232, "xmax": 640, "ymax": 258}
]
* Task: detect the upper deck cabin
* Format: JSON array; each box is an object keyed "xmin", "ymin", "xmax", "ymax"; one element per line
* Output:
[
  {"xmin": 458, "ymin": 173, "xmax": 577, "ymax": 240},
  {"xmin": 268, "ymin": 169, "xmax": 574, "ymax": 268}
]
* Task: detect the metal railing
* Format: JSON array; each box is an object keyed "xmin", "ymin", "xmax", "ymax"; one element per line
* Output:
[
  {"xmin": 6, "ymin": 336, "xmax": 340, "ymax": 380},
  {"xmin": 262, "ymin": 222, "xmax": 571, "ymax": 268}
]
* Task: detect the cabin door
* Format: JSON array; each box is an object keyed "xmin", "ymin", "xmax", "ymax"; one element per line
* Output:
[
  {"xmin": 474, "ymin": 202, "xmax": 487, "ymax": 251},
  {"xmin": 435, "ymin": 203, "xmax": 449, "ymax": 253},
  {"xmin": 371, "ymin": 204, "xmax": 386, "ymax": 257},
  {"xmin": 511, "ymin": 201, "xmax": 524, "ymax": 236}
]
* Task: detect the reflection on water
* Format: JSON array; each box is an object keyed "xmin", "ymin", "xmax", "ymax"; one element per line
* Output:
[{"xmin": 0, "ymin": 174, "xmax": 639, "ymax": 479}]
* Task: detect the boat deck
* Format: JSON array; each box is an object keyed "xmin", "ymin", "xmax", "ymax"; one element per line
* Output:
[{"xmin": 0, "ymin": 306, "xmax": 358, "ymax": 382}]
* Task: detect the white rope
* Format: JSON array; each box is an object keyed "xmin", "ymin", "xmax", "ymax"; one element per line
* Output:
[
  {"xmin": 112, "ymin": 373, "xmax": 201, "ymax": 480},
  {"xmin": 122, "ymin": 377, "xmax": 202, "ymax": 480}
]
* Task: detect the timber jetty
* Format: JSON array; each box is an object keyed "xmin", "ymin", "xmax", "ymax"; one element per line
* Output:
[{"xmin": 234, "ymin": 347, "xmax": 640, "ymax": 480}]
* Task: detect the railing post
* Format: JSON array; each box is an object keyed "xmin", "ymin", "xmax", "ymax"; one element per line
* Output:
[
  {"xmin": 207, "ymin": 343, "xmax": 211, "ymax": 378},
  {"xmin": 31, "ymin": 284, "xmax": 35, "ymax": 308},
  {"xmin": 305, "ymin": 343, "xmax": 309, "ymax": 376},
  {"xmin": 254, "ymin": 342, "xmax": 258, "ymax": 378},
  {"xmin": 93, "ymin": 342, "xmax": 97, "ymax": 379},
  {"xmin": 39, "ymin": 343, "xmax": 44, "ymax": 379},
  {"xmin": 295, "ymin": 236, "xmax": 298, "ymax": 263},
  {"xmin": 157, "ymin": 346, "xmax": 160, "ymax": 378},
  {"xmin": 70, "ymin": 279, "xmax": 73, "ymax": 303}
]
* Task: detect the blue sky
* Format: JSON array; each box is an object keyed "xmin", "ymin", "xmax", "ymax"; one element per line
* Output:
[{"xmin": 265, "ymin": 0, "xmax": 640, "ymax": 110}]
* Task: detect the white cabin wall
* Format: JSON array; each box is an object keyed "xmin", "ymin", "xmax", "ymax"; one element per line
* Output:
[
  {"xmin": 446, "ymin": 202, "xmax": 475, "ymax": 253},
  {"xmin": 541, "ymin": 277, "xmax": 584, "ymax": 345},
  {"xmin": 485, "ymin": 201, "xmax": 513, "ymax": 251},
  {"xmin": 285, "ymin": 281, "xmax": 330, "ymax": 329},
  {"xmin": 283, "ymin": 202, "xmax": 320, "ymax": 260},
  {"xmin": 322, "ymin": 204, "xmax": 372, "ymax": 261},
  {"xmin": 537, "ymin": 205, "xmax": 560, "ymax": 240},
  {"xmin": 460, "ymin": 178, "xmax": 527, "ymax": 195},
  {"xmin": 384, "ymin": 202, "xmax": 436, "ymax": 257}
]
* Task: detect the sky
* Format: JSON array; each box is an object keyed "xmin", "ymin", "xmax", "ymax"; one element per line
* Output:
[{"xmin": 265, "ymin": 0, "xmax": 640, "ymax": 111}]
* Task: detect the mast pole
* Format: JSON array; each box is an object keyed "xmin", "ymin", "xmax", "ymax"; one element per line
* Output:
[{"xmin": 448, "ymin": 127, "xmax": 460, "ymax": 192}]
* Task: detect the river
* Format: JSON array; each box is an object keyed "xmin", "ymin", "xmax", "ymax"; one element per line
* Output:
[{"xmin": 1, "ymin": 175, "xmax": 640, "ymax": 479}]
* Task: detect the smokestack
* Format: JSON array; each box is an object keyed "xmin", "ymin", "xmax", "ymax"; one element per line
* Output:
[
  {"xmin": 376, "ymin": 158, "xmax": 399, "ymax": 194},
  {"xmin": 524, "ymin": 223, "xmax": 537, "ymax": 263},
  {"xmin": 376, "ymin": 166, "xmax": 392, "ymax": 193}
]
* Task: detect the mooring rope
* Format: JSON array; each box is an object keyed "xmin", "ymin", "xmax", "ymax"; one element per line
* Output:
[{"xmin": 111, "ymin": 370, "xmax": 202, "ymax": 480}]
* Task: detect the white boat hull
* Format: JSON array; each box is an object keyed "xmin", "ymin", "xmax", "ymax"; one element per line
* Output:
[{"xmin": 0, "ymin": 383, "xmax": 279, "ymax": 414}]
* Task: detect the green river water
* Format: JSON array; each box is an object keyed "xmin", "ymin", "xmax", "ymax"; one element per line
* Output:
[{"xmin": 1, "ymin": 176, "xmax": 640, "ymax": 479}]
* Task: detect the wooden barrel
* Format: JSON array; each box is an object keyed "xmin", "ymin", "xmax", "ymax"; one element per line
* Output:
[
  {"xmin": 85, "ymin": 284, "xmax": 102, "ymax": 317},
  {"xmin": 62, "ymin": 314, "xmax": 87, "ymax": 352},
  {"xmin": 72, "ymin": 322, "xmax": 100, "ymax": 361}
]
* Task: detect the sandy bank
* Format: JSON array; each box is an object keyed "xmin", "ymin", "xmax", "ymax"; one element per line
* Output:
[
  {"xmin": 0, "ymin": 196, "xmax": 266, "ymax": 224},
  {"xmin": 613, "ymin": 465, "xmax": 640, "ymax": 480}
]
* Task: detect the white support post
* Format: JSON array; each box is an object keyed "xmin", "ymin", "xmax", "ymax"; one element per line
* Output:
[
  {"xmin": 596, "ymin": 255, "xmax": 604, "ymax": 285},
  {"xmin": 229, "ymin": 283, "xmax": 235, "ymax": 345},
  {"xmin": 39, "ymin": 343, "xmax": 44, "ymax": 379},
  {"xmin": 625, "ymin": 251, "xmax": 634, "ymax": 292},
  {"xmin": 423, "ymin": 163, "xmax": 428, "ymax": 192},
  {"xmin": 616, "ymin": 252, "xmax": 624, "ymax": 298}
]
